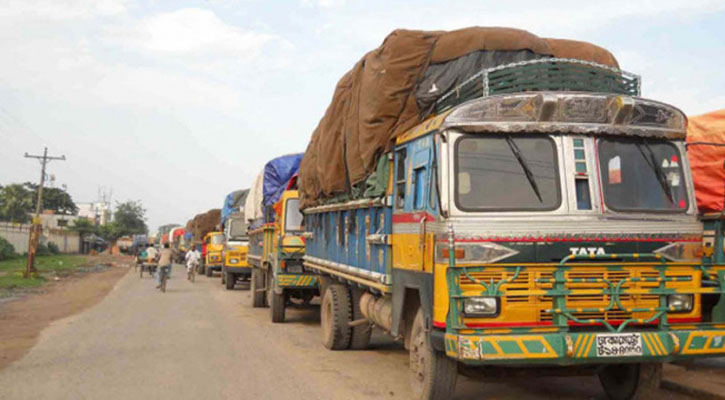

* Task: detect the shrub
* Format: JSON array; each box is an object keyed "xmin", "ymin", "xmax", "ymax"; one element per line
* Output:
[
  {"xmin": 47, "ymin": 242, "xmax": 60, "ymax": 254},
  {"xmin": 0, "ymin": 237, "xmax": 16, "ymax": 261},
  {"xmin": 36, "ymin": 242, "xmax": 51, "ymax": 256}
]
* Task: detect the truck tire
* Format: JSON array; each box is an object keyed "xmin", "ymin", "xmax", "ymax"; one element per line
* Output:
[
  {"xmin": 206, "ymin": 267, "xmax": 213, "ymax": 277},
  {"xmin": 225, "ymin": 272, "xmax": 235, "ymax": 290},
  {"xmin": 321, "ymin": 284, "xmax": 352, "ymax": 350},
  {"xmin": 599, "ymin": 363, "xmax": 662, "ymax": 400},
  {"xmin": 409, "ymin": 307, "xmax": 457, "ymax": 400},
  {"xmin": 270, "ymin": 287, "xmax": 286, "ymax": 323},
  {"xmin": 251, "ymin": 269, "xmax": 265, "ymax": 308},
  {"xmin": 348, "ymin": 287, "xmax": 372, "ymax": 350}
]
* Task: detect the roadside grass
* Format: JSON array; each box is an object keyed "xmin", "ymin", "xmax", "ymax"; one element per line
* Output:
[{"xmin": 0, "ymin": 255, "xmax": 89, "ymax": 290}]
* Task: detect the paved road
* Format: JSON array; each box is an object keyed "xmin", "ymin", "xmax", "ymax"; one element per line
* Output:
[{"xmin": 0, "ymin": 265, "xmax": 694, "ymax": 400}]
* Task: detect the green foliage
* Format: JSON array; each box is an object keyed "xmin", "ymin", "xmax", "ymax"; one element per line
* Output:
[
  {"xmin": 114, "ymin": 200, "xmax": 147, "ymax": 236},
  {"xmin": 0, "ymin": 182, "xmax": 78, "ymax": 222},
  {"xmin": 0, "ymin": 236, "xmax": 16, "ymax": 261},
  {"xmin": 46, "ymin": 242, "xmax": 60, "ymax": 254},
  {"xmin": 23, "ymin": 182, "xmax": 78, "ymax": 215},
  {"xmin": 0, "ymin": 254, "xmax": 88, "ymax": 290},
  {"xmin": 98, "ymin": 222, "xmax": 121, "ymax": 242},
  {"xmin": 36, "ymin": 242, "xmax": 51, "ymax": 256},
  {"xmin": 69, "ymin": 218, "xmax": 97, "ymax": 236},
  {"xmin": 0, "ymin": 183, "xmax": 33, "ymax": 223}
]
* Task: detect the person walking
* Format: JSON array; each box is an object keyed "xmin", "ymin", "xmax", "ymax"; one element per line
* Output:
[{"xmin": 156, "ymin": 243, "xmax": 174, "ymax": 289}]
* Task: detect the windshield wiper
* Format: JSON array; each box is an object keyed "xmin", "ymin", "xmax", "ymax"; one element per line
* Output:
[
  {"xmin": 505, "ymin": 135, "xmax": 543, "ymax": 203},
  {"xmin": 636, "ymin": 141, "xmax": 675, "ymax": 204}
]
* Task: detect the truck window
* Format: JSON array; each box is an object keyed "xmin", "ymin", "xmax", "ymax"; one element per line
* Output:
[
  {"xmin": 284, "ymin": 198, "xmax": 304, "ymax": 233},
  {"xmin": 210, "ymin": 235, "xmax": 224, "ymax": 245},
  {"xmin": 455, "ymin": 135, "xmax": 560, "ymax": 211},
  {"xmin": 395, "ymin": 149, "xmax": 407, "ymax": 209},
  {"xmin": 413, "ymin": 167, "xmax": 426, "ymax": 210},
  {"xmin": 598, "ymin": 138, "xmax": 688, "ymax": 212}
]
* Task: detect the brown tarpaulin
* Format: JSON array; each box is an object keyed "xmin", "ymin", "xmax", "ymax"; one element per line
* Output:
[
  {"xmin": 299, "ymin": 27, "xmax": 619, "ymax": 208},
  {"xmin": 687, "ymin": 110, "xmax": 725, "ymax": 212},
  {"xmin": 187, "ymin": 209, "xmax": 220, "ymax": 241}
]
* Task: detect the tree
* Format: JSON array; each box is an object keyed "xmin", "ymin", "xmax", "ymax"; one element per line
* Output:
[
  {"xmin": 114, "ymin": 200, "xmax": 147, "ymax": 236},
  {"xmin": 0, "ymin": 184, "xmax": 33, "ymax": 223},
  {"xmin": 69, "ymin": 218, "xmax": 98, "ymax": 237},
  {"xmin": 23, "ymin": 182, "xmax": 78, "ymax": 215},
  {"xmin": 98, "ymin": 222, "xmax": 121, "ymax": 242}
]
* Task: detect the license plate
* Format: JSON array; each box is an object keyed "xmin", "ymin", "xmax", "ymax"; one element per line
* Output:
[{"xmin": 595, "ymin": 333, "xmax": 643, "ymax": 357}]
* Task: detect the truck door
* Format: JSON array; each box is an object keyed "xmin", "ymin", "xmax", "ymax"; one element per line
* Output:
[{"xmin": 392, "ymin": 137, "xmax": 435, "ymax": 272}]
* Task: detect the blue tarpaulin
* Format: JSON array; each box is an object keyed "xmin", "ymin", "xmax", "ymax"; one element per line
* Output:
[
  {"xmin": 220, "ymin": 189, "xmax": 249, "ymax": 227},
  {"xmin": 263, "ymin": 154, "xmax": 303, "ymax": 206}
]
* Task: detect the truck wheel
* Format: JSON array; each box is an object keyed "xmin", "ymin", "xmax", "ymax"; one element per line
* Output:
[
  {"xmin": 321, "ymin": 284, "xmax": 352, "ymax": 350},
  {"xmin": 225, "ymin": 272, "xmax": 235, "ymax": 290},
  {"xmin": 206, "ymin": 267, "xmax": 213, "ymax": 277},
  {"xmin": 599, "ymin": 363, "xmax": 662, "ymax": 400},
  {"xmin": 348, "ymin": 287, "xmax": 372, "ymax": 350},
  {"xmin": 251, "ymin": 269, "xmax": 265, "ymax": 307},
  {"xmin": 409, "ymin": 307, "xmax": 457, "ymax": 400},
  {"xmin": 270, "ymin": 287, "xmax": 286, "ymax": 323}
]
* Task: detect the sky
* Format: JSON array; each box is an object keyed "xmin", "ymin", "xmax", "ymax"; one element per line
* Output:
[{"xmin": 1, "ymin": 0, "xmax": 724, "ymax": 232}]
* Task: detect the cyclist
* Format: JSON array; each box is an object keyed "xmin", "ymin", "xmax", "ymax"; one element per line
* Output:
[
  {"xmin": 156, "ymin": 243, "xmax": 174, "ymax": 289},
  {"xmin": 185, "ymin": 246, "xmax": 201, "ymax": 279}
]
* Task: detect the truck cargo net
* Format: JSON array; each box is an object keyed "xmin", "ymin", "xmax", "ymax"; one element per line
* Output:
[{"xmin": 435, "ymin": 58, "xmax": 641, "ymax": 114}]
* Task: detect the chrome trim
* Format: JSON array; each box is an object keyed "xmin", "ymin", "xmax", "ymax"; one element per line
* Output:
[{"xmin": 303, "ymin": 255, "xmax": 387, "ymax": 283}]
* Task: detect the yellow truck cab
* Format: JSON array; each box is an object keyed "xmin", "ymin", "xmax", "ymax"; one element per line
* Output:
[
  {"xmin": 248, "ymin": 189, "xmax": 318, "ymax": 322},
  {"xmin": 221, "ymin": 213, "xmax": 251, "ymax": 290},
  {"xmin": 203, "ymin": 231, "xmax": 224, "ymax": 277}
]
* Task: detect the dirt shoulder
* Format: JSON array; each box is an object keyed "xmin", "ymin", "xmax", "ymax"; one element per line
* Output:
[{"xmin": 0, "ymin": 255, "xmax": 130, "ymax": 371}]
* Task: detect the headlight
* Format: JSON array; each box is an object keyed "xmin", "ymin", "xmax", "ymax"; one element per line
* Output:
[
  {"xmin": 436, "ymin": 243, "xmax": 518, "ymax": 265},
  {"xmin": 667, "ymin": 294, "xmax": 693, "ymax": 312},
  {"xmin": 463, "ymin": 297, "xmax": 498, "ymax": 317}
]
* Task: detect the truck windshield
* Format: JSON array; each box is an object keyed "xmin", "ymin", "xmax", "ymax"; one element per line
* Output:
[
  {"xmin": 228, "ymin": 219, "xmax": 248, "ymax": 239},
  {"xmin": 598, "ymin": 138, "xmax": 688, "ymax": 212},
  {"xmin": 455, "ymin": 135, "xmax": 560, "ymax": 211},
  {"xmin": 210, "ymin": 235, "xmax": 224, "ymax": 245},
  {"xmin": 284, "ymin": 198, "xmax": 304, "ymax": 233}
]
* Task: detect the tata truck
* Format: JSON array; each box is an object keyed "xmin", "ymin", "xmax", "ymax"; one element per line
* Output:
[
  {"xmin": 247, "ymin": 155, "xmax": 319, "ymax": 323},
  {"xmin": 297, "ymin": 29, "xmax": 725, "ymax": 400},
  {"xmin": 203, "ymin": 231, "xmax": 224, "ymax": 277},
  {"xmin": 221, "ymin": 212, "xmax": 251, "ymax": 290}
]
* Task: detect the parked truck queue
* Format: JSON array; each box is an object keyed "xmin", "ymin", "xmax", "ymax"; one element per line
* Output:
[{"xmin": 176, "ymin": 27, "xmax": 725, "ymax": 400}]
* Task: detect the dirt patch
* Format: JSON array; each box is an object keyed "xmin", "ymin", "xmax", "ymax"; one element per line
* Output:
[{"xmin": 0, "ymin": 257, "xmax": 130, "ymax": 371}]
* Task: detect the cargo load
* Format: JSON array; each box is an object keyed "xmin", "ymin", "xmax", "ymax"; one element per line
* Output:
[
  {"xmin": 189, "ymin": 209, "xmax": 221, "ymax": 241},
  {"xmin": 687, "ymin": 109, "xmax": 725, "ymax": 213},
  {"xmin": 298, "ymin": 27, "xmax": 619, "ymax": 208},
  {"xmin": 244, "ymin": 154, "xmax": 303, "ymax": 227},
  {"xmin": 220, "ymin": 189, "xmax": 249, "ymax": 228}
]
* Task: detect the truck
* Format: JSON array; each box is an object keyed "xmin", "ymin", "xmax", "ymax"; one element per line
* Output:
[
  {"xmin": 203, "ymin": 231, "xmax": 224, "ymax": 277},
  {"xmin": 219, "ymin": 190, "xmax": 251, "ymax": 290},
  {"xmin": 246, "ymin": 155, "xmax": 319, "ymax": 323},
  {"xmin": 297, "ymin": 27, "xmax": 725, "ymax": 400}
]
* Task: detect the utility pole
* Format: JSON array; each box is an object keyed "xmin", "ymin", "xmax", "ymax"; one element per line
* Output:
[{"xmin": 23, "ymin": 147, "xmax": 66, "ymax": 278}]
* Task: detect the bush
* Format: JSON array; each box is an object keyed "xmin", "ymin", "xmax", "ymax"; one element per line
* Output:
[
  {"xmin": 47, "ymin": 242, "xmax": 60, "ymax": 254},
  {"xmin": 36, "ymin": 242, "xmax": 51, "ymax": 256},
  {"xmin": 0, "ymin": 237, "xmax": 16, "ymax": 261}
]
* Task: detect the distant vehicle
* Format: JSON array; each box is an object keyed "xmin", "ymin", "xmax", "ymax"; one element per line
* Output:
[
  {"xmin": 203, "ymin": 231, "xmax": 224, "ymax": 277},
  {"xmin": 221, "ymin": 213, "xmax": 250, "ymax": 290}
]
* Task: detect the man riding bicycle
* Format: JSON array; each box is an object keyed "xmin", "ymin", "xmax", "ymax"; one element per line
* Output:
[
  {"xmin": 185, "ymin": 246, "xmax": 201, "ymax": 280},
  {"xmin": 156, "ymin": 243, "xmax": 174, "ymax": 289}
]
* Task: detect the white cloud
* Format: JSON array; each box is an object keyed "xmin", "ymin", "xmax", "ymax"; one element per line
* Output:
[
  {"xmin": 141, "ymin": 8, "xmax": 278, "ymax": 54},
  {"xmin": 301, "ymin": 0, "xmax": 347, "ymax": 8},
  {"xmin": 0, "ymin": 0, "xmax": 127, "ymax": 19}
]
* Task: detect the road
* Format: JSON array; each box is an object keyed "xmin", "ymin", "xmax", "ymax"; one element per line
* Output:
[{"xmin": 0, "ymin": 265, "xmax": 694, "ymax": 400}]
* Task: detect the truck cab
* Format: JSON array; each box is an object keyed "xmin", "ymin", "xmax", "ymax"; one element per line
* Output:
[
  {"xmin": 203, "ymin": 231, "xmax": 224, "ymax": 277},
  {"xmin": 221, "ymin": 213, "xmax": 250, "ymax": 290},
  {"xmin": 248, "ymin": 190, "xmax": 318, "ymax": 322}
]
